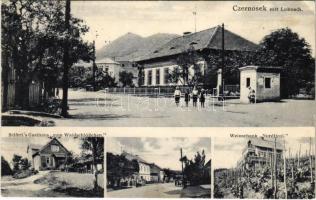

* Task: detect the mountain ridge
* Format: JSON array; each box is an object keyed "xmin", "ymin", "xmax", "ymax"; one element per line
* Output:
[{"xmin": 96, "ymin": 32, "xmax": 179, "ymax": 61}]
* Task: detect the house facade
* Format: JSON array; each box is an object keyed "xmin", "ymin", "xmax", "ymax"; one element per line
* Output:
[
  {"xmin": 96, "ymin": 57, "xmax": 122, "ymax": 83},
  {"xmin": 135, "ymin": 25, "xmax": 258, "ymax": 88},
  {"xmin": 149, "ymin": 163, "xmax": 164, "ymax": 183},
  {"xmin": 117, "ymin": 60, "xmax": 139, "ymax": 86},
  {"xmin": 237, "ymin": 137, "xmax": 283, "ymax": 170},
  {"xmin": 27, "ymin": 138, "xmax": 71, "ymax": 171},
  {"xmin": 73, "ymin": 58, "xmax": 138, "ymax": 87},
  {"xmin": 122, "ymin": 151, "xmax": 151, "ymax": 182}
]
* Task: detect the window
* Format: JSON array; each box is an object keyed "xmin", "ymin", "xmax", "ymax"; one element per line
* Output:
[
  {"xmin": 156, "ymin": 69, "xmax": 160, "ymax": 85},
  {"xmin": 140, "ymin": 71, "xmax": 145, "ymax": 86},
  {"xmin": 51, "ymin": 145, "xmax": 59, "ymax": 152},
  {"xmin": 246, "ymin": 78, "xmax": 250, "ymax": 88},
  {"xmin": 148, "ymin": 70, "xmax": 152, "ymax": 85},
  {"xmin": 164, "ymin": 68, "xmax": 169, "ymax": 85},
  {"xmin": 265, "ymin": 77, "xmax": 271, "ymax": 88}
]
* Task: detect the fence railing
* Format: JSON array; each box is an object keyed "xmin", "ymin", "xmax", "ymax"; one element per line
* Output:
[{"xmin": 105, "ymin": 85, "xmax": 240, "ymax": 98}]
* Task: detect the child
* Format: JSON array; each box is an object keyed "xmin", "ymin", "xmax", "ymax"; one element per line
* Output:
[
  {"xmin": 184, "ymin": 89, "xmax": 190, "ymax": 107},
  {"xmin": 192, "ymin": 86, "xmax": 199, "ymax": 107},
  {"xmin": 248, "ymin": 87, "xmax": 256, "ymax": 104},
  {"xmin": 174, "ymin": 86, "xmax": 181, "ymax": 107},
  {"xmin": 199, "ymin": 89, "xmax": 206, "ymax": 108}
]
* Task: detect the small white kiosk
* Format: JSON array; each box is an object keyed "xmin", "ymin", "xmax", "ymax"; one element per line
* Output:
[{"xmin": 239, "ymin": 66, "xmax": 282, "ymax": 103}]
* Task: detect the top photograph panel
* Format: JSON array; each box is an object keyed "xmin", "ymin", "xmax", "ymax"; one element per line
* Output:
[{"xmin": 2, "ymin": 1, "xmax": 315, "ymax": 127}]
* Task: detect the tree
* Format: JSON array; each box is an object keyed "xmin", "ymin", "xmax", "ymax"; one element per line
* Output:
[
  {"xmin": 183, "ymin": 150, "xmax": 207, "ymax": 186},
  {"xmin": 86, "ymin": 70, "xmax": 117, "ymax": 89},
  {"xmin": 257, "ymin": 28, "xmax": 314, "ymax": 97},
  {"xmin": 20, "ymin": 158, "xmax": 31, "ymax": 170},
  {"xmin": 1, "ymin": 156, "xmax": 12, "ymax": 176},
  {"xmin": 170, "ymin": 45, "xmax": 202, "ymax": 86},
  {"xmin": 137, "ymin": 64, "xmax": 145, "ymax": 86},
  {"xmin": 106, "ymin": 152, "xmax": 139, "ymax": 188},
  {"xmin": 119, "ymin": 71, "xmax": 134, "ymax": 87},
  {"xmin": 11, "ymin": 155, "xmax": 31, "ymax": 172},
  {"xmin": 202, "ymin": 50, "xmax": 257, "ymax": 90},
  {"xmin": 81, "ymin": 137, "xmax": 104, "ymax": 192},
  {"xmin": 12, "ymin": 154, "xmax": 22, "ymax": 172},
  {"xmin": 1, "ymin": 0, "xmax": 92, "ymax": 111}
]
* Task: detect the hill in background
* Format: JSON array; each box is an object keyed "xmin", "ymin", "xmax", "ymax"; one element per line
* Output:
[{"xmin": 96, "ymin": 32, "xmax": 179, "ymax": 61}]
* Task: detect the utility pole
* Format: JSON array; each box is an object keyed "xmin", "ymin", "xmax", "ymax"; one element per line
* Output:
[
  {"xmin": 61, "ymin": 0, "xmax": 71, "ymax": 117},
  {"xmin": 310, "ymin": 137, "xmax": 313, "ymax": 183},
  {"xmin": 180, "ymin": 148, "xmax": 184, "ymax": 188},
  {"xmin": 273, "ymin": 137, "xmax": 278, "ymax": 198}
]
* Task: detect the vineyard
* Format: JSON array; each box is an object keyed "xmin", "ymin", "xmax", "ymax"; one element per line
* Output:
[{"xmin": 215, "ymin": 139, "xmax": 315, "ymax": 199}]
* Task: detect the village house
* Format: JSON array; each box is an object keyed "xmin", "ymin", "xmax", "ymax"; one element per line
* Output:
[
  {"xmin": 27, "ymin": 138, "xmax": 71, "ymax": 171},
  {"xmin": 237, "ymin": 137, "xmax": 283, "ymax": 170},
  {"xmin": 149, "ymin": 163, "xmax": 165, "ymax": 183},
  {"xmin": 95, "ymin": 57, "xmax": 122, "ymax": 83},
  {"xmin": 72, "ymin": 58, "xmax": 138, "ymax": 87},
  {"xmin": 122, "ymin": 151, "xmax": 151, "ymax": 182},
  {"xmin": 135, "ymin": 25, "xmax": 258, "ymax": 88},
  {"xmin": 239, "ymin": 66, "xmax": 282, "ymax": 103},
  {"xmin": 116, "ymin": 60, "xmax": 139, "ymax": 86}
]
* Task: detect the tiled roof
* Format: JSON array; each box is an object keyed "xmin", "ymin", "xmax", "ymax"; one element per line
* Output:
[
  {"xmin": 150, "ymin": 163, "xmax": 162, "ymax": 171},
  {"xmin": 135, "ymin": 25, "xmax": 259, "ymax": 62},
  {"xmin": 248, "ymin": 137, "xmax": 283, "ymax": 150}
]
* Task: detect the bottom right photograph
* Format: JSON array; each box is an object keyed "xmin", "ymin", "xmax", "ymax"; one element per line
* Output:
[{"xmin": 214, "ymin": 136, "xmax": 315, "ymax": 199}]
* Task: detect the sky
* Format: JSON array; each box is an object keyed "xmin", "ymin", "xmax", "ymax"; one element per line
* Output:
[
  {"xmin": 72, "ymin": 1, "xmax": 315, "ymax": 54},
  {"xmin": 1, "ymin": 137, "xmax": 83, "ymax": 166},
  {"xmin": 107, "ymin": 137, "xmax": 212, "ymax": 170},
  {"xmin": 214, "ymin": 136, "xmax": 315, "ymax": 169}
]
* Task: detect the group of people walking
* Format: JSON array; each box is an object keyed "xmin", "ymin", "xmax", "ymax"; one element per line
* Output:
[{"xmin": 174, "ymin": 86, "xmax": 206, "ymax": 108}]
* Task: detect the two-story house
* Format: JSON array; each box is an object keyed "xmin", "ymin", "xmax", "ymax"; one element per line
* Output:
[
  {"xmin": 237, "ymin": 137, "xmax": 283, "ymax": 170},
  {"xmin": 149, "ymin": 163, "xmax": 164, "ymax": 183},
  {"xmin": 122, "ymin": 151, "xmax": 151, "ymax": 182},
  {"xmin": 27, "ymin": 138, "xmax": 71, "ymax": 171}
]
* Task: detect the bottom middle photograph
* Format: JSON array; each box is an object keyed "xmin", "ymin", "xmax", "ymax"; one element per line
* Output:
[{"xmin": 106, "ymin": 137, "xmax": 212, "ymax": 198}]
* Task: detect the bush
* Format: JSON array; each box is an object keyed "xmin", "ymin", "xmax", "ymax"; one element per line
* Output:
[
  {"xmin": 13, "ymin": 169, "xmax": 34, "ymax": 179},
  {"xmin": 1, "ymin": 156, "xmax": 12, "ymax": 176}
]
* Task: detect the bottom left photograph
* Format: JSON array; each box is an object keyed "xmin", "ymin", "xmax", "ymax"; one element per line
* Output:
[{"xmin": 1, "ymin": 135, "xmax": 104, "ymax": 197}]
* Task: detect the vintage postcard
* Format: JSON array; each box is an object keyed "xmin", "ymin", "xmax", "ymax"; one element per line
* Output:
[
  {"xmin": 1, "ymin": 0, "xmax": 316, "ymax": 199},
  {"xmin": 0, "ymin": 129, "xmax": 105, "ymax": 197},
  {"xmin": 106, "ymin": 137, "xmax": 212, "ymax": 198},
  {"xmin": 1, "ymin": 0, "xmax": 315, "ymax": 127},
  {"xmin": 214, "ymin": 130, "xmax": 315, "ymax": 199}
]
